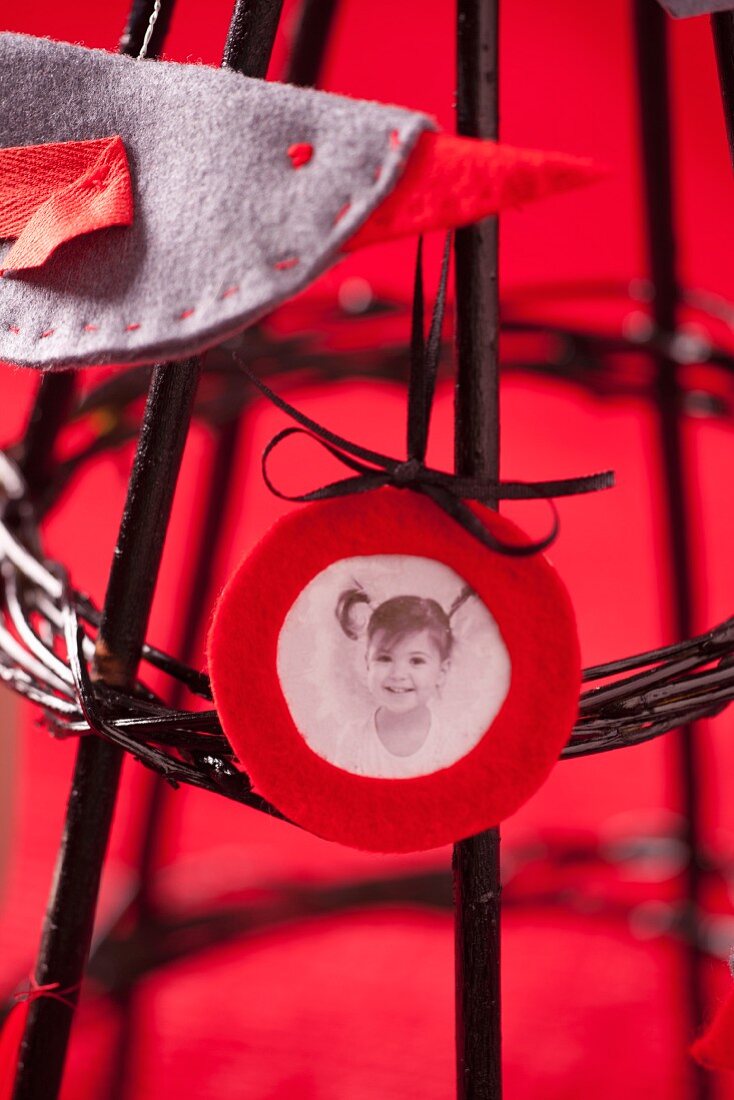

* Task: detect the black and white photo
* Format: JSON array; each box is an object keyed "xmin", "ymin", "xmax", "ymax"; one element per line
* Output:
[{"xmin": 277, "ymin": 555, "xmax": 511, "ymax": 779}]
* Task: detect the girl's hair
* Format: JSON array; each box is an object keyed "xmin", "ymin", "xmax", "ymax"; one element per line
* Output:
[{"xmin": 335, "ymin": 584, "xmax": 474, "ymax": 661}]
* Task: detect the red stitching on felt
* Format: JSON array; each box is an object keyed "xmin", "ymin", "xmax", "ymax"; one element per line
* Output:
[
  {"xmin": 1, "ymin": 128, "xmax": 402, "ymax": 351},
  {"xmin": 2, "ymin": 128, "xmax": 528, "ymax": 350},
  {"xmin": 287, "ymin": 142, "xmax": 313, "ymax": 169}
]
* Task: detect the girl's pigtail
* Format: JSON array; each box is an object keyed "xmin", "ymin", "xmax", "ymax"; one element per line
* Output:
[
  {"xmin": 335, "ymin": 584, "xmax": 372, "ymax": 640},
  {"xmin": 448, "ymin": 585, "xmax": 475, "ymax": 620}
]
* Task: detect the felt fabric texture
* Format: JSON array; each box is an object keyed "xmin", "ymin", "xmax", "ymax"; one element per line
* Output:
[
  {"xmin": 0, "ymin": 136, "xmax": 132, "ymax": 275},
  {"xmin": 207, "ymin": 490, "xmax": 581, "ymax": 853},
  {"xmin": 657, "ymin": 0, "xmax": 734, "ymax": 14},
  {"xmin": 692, "ymin": 981, "xmax": 734, "ymax": 1071},
  {"xmin": 0, "ymin": 35, "xmax": 599, "ymax": 371},
  {"xmin": 0, "ymin": 33, "xmax": 431, "ymax": 370},
  {"xmin": 346, "ymin": 131, "xmax": 599, "ymax": 251}
]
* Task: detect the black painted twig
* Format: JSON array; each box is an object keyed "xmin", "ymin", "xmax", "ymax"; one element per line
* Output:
[
  {"xmin": 712, "ymin": 10, "xmax": 734, "ymax": 168},
  {"xmin": 223, "ymin": 0, "xmax": 284, "ymax": 76},
  {"xmin": 453, "ymin": 1, "xmax": 502, "ymax": 1098},
  {"xmin": 633, "ymin": 4, "xmax": 709, "ymax": 1098},
  {"xmin": 16, "ymin": 374, "xmax": 77, "ymax": 511},
  {"xmin": 286, "ymin": 0, "xmax": 340, "ymax": 87},
  {"xmin": 106, "ymin": 417, "xmax": 242, "ymax": 1100},
  {"xmin": 12, "ymin": 361, "xmax": 201, "ymax": 1100}
]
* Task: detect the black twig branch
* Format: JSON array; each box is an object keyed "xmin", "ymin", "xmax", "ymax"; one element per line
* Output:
[{"xmin": 0, "ymin": 448, "xmax": 731, "ymax": 818}]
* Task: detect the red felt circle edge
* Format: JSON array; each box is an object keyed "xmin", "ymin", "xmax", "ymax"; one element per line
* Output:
[{"xmin": 207, "ymin": 489, "xmax": 580, "ymax": 852}]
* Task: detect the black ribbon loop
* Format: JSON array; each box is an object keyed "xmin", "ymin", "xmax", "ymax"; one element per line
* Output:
[
  {"xmin": 237, "ymin": 234, "xmax": 614, "ymax": 557},
  {"xmin": 247, "ymin": 370, "xmax": 612, "ymax": 558}
]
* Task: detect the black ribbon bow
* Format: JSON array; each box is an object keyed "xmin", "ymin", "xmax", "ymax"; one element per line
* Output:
[{"xmin": 236, "ymin": 236, "xmax": 614, "ymax": 557}]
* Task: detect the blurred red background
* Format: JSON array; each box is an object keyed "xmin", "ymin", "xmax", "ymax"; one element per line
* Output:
[{"xmin": 0, "ymin": 1, "xmax": 733, "ymax": 1096}]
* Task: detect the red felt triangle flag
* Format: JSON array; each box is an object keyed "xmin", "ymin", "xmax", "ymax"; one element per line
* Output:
[
  {"xmin": 345, "ymin": 131, "xmax": 600, "ymax": 251},
  {"xmin": 0, "ymin": 135, "xmax": 133, "ymax": 274}
]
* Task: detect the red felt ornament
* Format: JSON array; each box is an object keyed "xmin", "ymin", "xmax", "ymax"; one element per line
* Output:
[{"xmin": 208, "ymin": 490, "xmax": 581, "ymax": 853}]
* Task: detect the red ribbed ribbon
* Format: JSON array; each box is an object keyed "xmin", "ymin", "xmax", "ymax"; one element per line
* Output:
[{"xmin": 0, "ymin": 135, "xmax": 133, "ymax": 274}]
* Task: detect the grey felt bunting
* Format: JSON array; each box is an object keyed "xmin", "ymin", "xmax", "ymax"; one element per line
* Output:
[
  {"xmin": 656, "ymin": 0, "xmax": 734, "ymax": 14},
  {"xmin": 0, "ymin": 33, "xmax": 598, "ymax": 370}
]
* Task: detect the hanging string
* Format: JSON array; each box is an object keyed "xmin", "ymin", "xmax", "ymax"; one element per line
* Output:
[
  {"xmin": 235, "ymin": 234, "xmax": 614, "ymax": 557},
  {"xmin": 14, "ymin": 977, "xmax": 80, "ymax": 1010},
  {"xmin": 138, "ymin": 0, "xmax": 162, "ymax": 60}
]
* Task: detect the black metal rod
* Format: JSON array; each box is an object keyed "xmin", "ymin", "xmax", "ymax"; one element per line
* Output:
[
  {"xmin": 453, "ymin": 1, "xmax": 502, "ymax": 1098},
  {"xmin": 712, "ymin": 11, "xmax": 734, "ymax": 168},
  {"xmin": 632, "ymin": 5, "xmax": 709, "ymax": 1098}
]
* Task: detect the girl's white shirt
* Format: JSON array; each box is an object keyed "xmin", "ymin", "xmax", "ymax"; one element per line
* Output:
[{"xmin": 334, "ymin": 706, "xmax": 446, "ymax": 779}]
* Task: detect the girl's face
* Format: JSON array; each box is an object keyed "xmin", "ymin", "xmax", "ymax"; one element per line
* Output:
[{"xmin": 366, "ymin": 628, "xmax": 449, "ymax": 713}]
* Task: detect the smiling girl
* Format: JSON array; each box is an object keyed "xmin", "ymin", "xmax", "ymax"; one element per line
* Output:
[{"xmin": 335, "ymin": 587, "xmax": 471, "ymax": 777}]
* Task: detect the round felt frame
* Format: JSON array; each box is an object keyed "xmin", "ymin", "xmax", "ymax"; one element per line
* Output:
[{"xmin": 208, "ymin": 489, "xmax": 580, "ymax": 853}]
